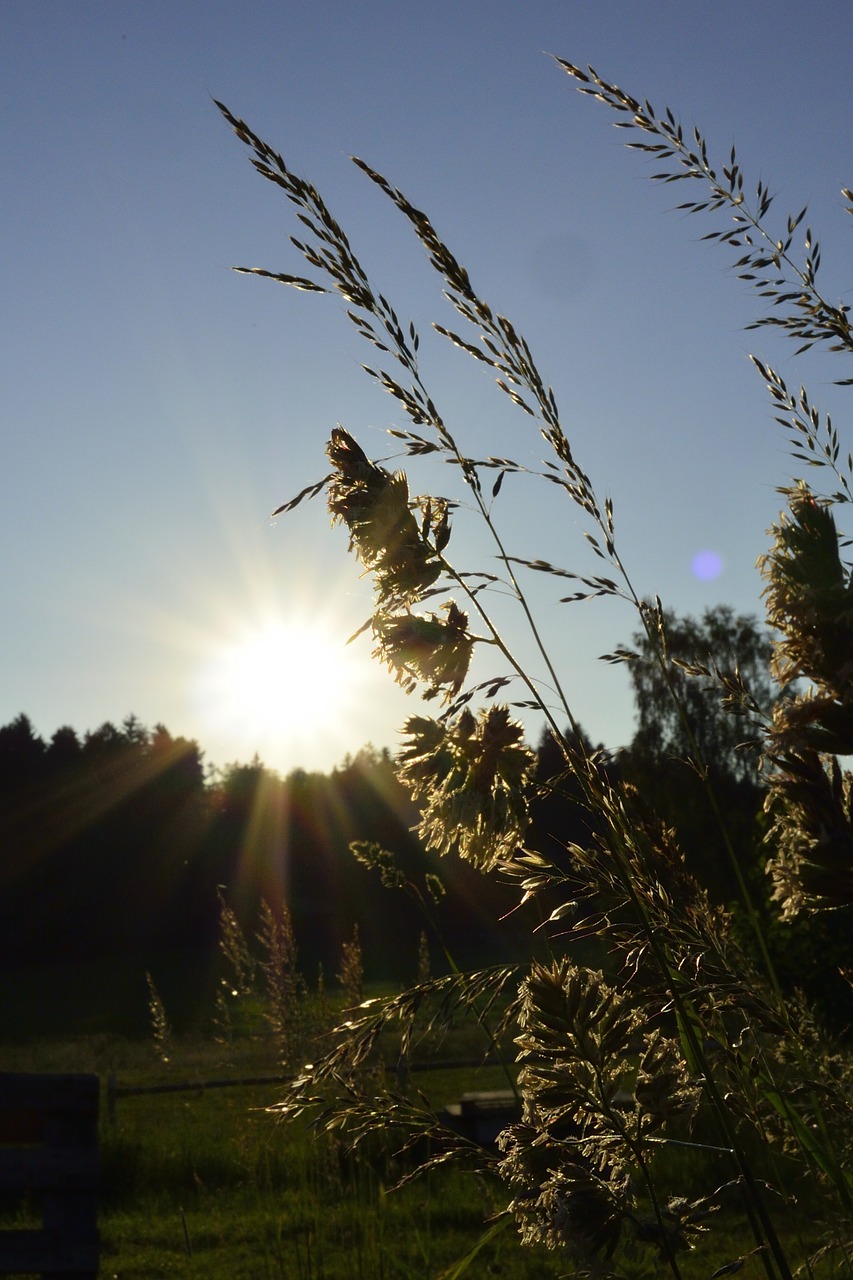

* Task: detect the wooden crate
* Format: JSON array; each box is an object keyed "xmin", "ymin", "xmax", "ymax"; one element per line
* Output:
[{"xmin": 439, "ymin": 1088, "xmax": 520, "ymax": 1147}]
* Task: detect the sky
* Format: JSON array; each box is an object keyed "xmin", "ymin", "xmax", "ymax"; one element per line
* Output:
[{"xmin": 3, "ymin": 1, "xmax": 851, "ymax": 777}]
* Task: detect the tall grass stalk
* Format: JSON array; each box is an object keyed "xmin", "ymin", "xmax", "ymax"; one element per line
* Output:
[
  {"xmin": 337, "ymin": 924, "xmax": 365, "ymax": 1009},
  {"xmin": 146, "ymin": 970, "xmax": 172, "ymax": 1065},
  {"xmin": 257, "ymin": 897, "xmax": 307, "ymax": 1066},
  {"xmin": 217, "ymin": 59, "xmax": 853, "ymax": 1279}
]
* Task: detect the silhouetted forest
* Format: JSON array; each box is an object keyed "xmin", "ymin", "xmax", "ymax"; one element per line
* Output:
[
  {"xmin": 0, "ymin": 712, "xmax": 558, "ymax": 1035},
  {"xmin": 3, "ymin": 634, "xmax": 851, "ymax": 1038}
]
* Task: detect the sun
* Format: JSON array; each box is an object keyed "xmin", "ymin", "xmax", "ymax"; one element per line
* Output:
[
  {"xmin": 197, "ymin": 614, "xmax": 366, "ymax": 769},
  {"xmin": 220, "ymin": 621, "xmax": 352, "ymax": 726}
]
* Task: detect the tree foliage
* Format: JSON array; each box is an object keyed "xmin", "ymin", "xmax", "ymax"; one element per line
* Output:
[
  {"xmin": 0, "ymin": 715, "xmax": 539, "ymax": 1034},
  {"xmin": 623, "ymin": 605, "xmax": 773, "ymax": 785},
  {"xmin": 617, "ymin": 607, "xmax": 772, "ymax": 906}
]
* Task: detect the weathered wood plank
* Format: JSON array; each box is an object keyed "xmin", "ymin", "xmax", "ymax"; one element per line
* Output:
[
  {"xmin": 0, "ymin": 1074, "xmax": 99, "ymax": 1113},
  {"xmin": 0, "ymin": 1147, "xmax": 100, "ymax": 1191},
  {"xmin": 0, "ymin": 1074, "xmax": 100, "ymax": 1278}
]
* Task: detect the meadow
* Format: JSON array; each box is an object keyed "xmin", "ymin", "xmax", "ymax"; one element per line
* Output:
[
  {"xmin": 0, "ymin": 995, "xmax": 832, "ymax": 1280},
  {"xmin": 0, "ymin": 1007, "xmax": 551, "ymax": 1280}
]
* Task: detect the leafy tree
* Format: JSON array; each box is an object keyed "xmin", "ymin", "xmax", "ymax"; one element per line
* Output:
[
  {"xmin": 622, "ymin": 604, "xmax": 773, "ymax": 784},
  {"xmin": 617, "ymin": 606, "xmax": 772, "ymax": 903},
  {"xmin": 218, "ymin": 53, "xmax": 853, "ymax": 1280}
]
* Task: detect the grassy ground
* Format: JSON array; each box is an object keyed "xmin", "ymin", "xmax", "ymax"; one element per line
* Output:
[
  {"xmin": 0, "ymin": 1011, "xmax": 836, "ymax": 1279},
  {"xmin": 0, "ymin": 1019, "xmax": 564, "ymax": 1279}
]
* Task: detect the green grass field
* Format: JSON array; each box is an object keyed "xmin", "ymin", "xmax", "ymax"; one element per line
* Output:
[
  {"xmin": 0, "ymin": 1027, "xmax": 564, "ymax": 1279},
  {"xmin": 0, "ymin": 1007, "xmax": 835, "ymax": 1279}
]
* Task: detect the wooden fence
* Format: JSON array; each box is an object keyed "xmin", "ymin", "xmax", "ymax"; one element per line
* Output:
[
  {"xmin": 0, "ymin": 1073, "xmax": 99, "ymax": 1278},
  {"xmin": 105, "ymin": 1055, "xmax": 504, "ymax": 1121}
]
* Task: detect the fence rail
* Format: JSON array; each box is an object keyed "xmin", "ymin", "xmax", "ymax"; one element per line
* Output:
[{"xmin": 105, "ymin": 1056, "xmax": 502, "ymax": 1122}]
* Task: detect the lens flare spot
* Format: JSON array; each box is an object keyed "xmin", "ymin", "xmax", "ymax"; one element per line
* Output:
[{"xmin": 691, "ymin": 549, "xmax": 724, "ymax": 581}]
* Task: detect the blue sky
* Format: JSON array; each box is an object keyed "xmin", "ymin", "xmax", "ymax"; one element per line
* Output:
[{"xmin": 3, "ymin": 1, "xmax": 851, "ymax": 775}]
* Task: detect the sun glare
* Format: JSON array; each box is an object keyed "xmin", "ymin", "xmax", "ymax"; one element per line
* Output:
[{"xmin": 198, "ymin": 615, "xmax": 366, "ymax": 769}]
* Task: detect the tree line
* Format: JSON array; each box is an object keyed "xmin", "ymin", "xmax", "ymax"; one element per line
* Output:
[
  {"xmin": 0, "ymin": 710, "xmax": 531, "ymax": 1033},
  {"xmin": 2, "ymin": 606, "xmax": 848, "ymax": 1034}
]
